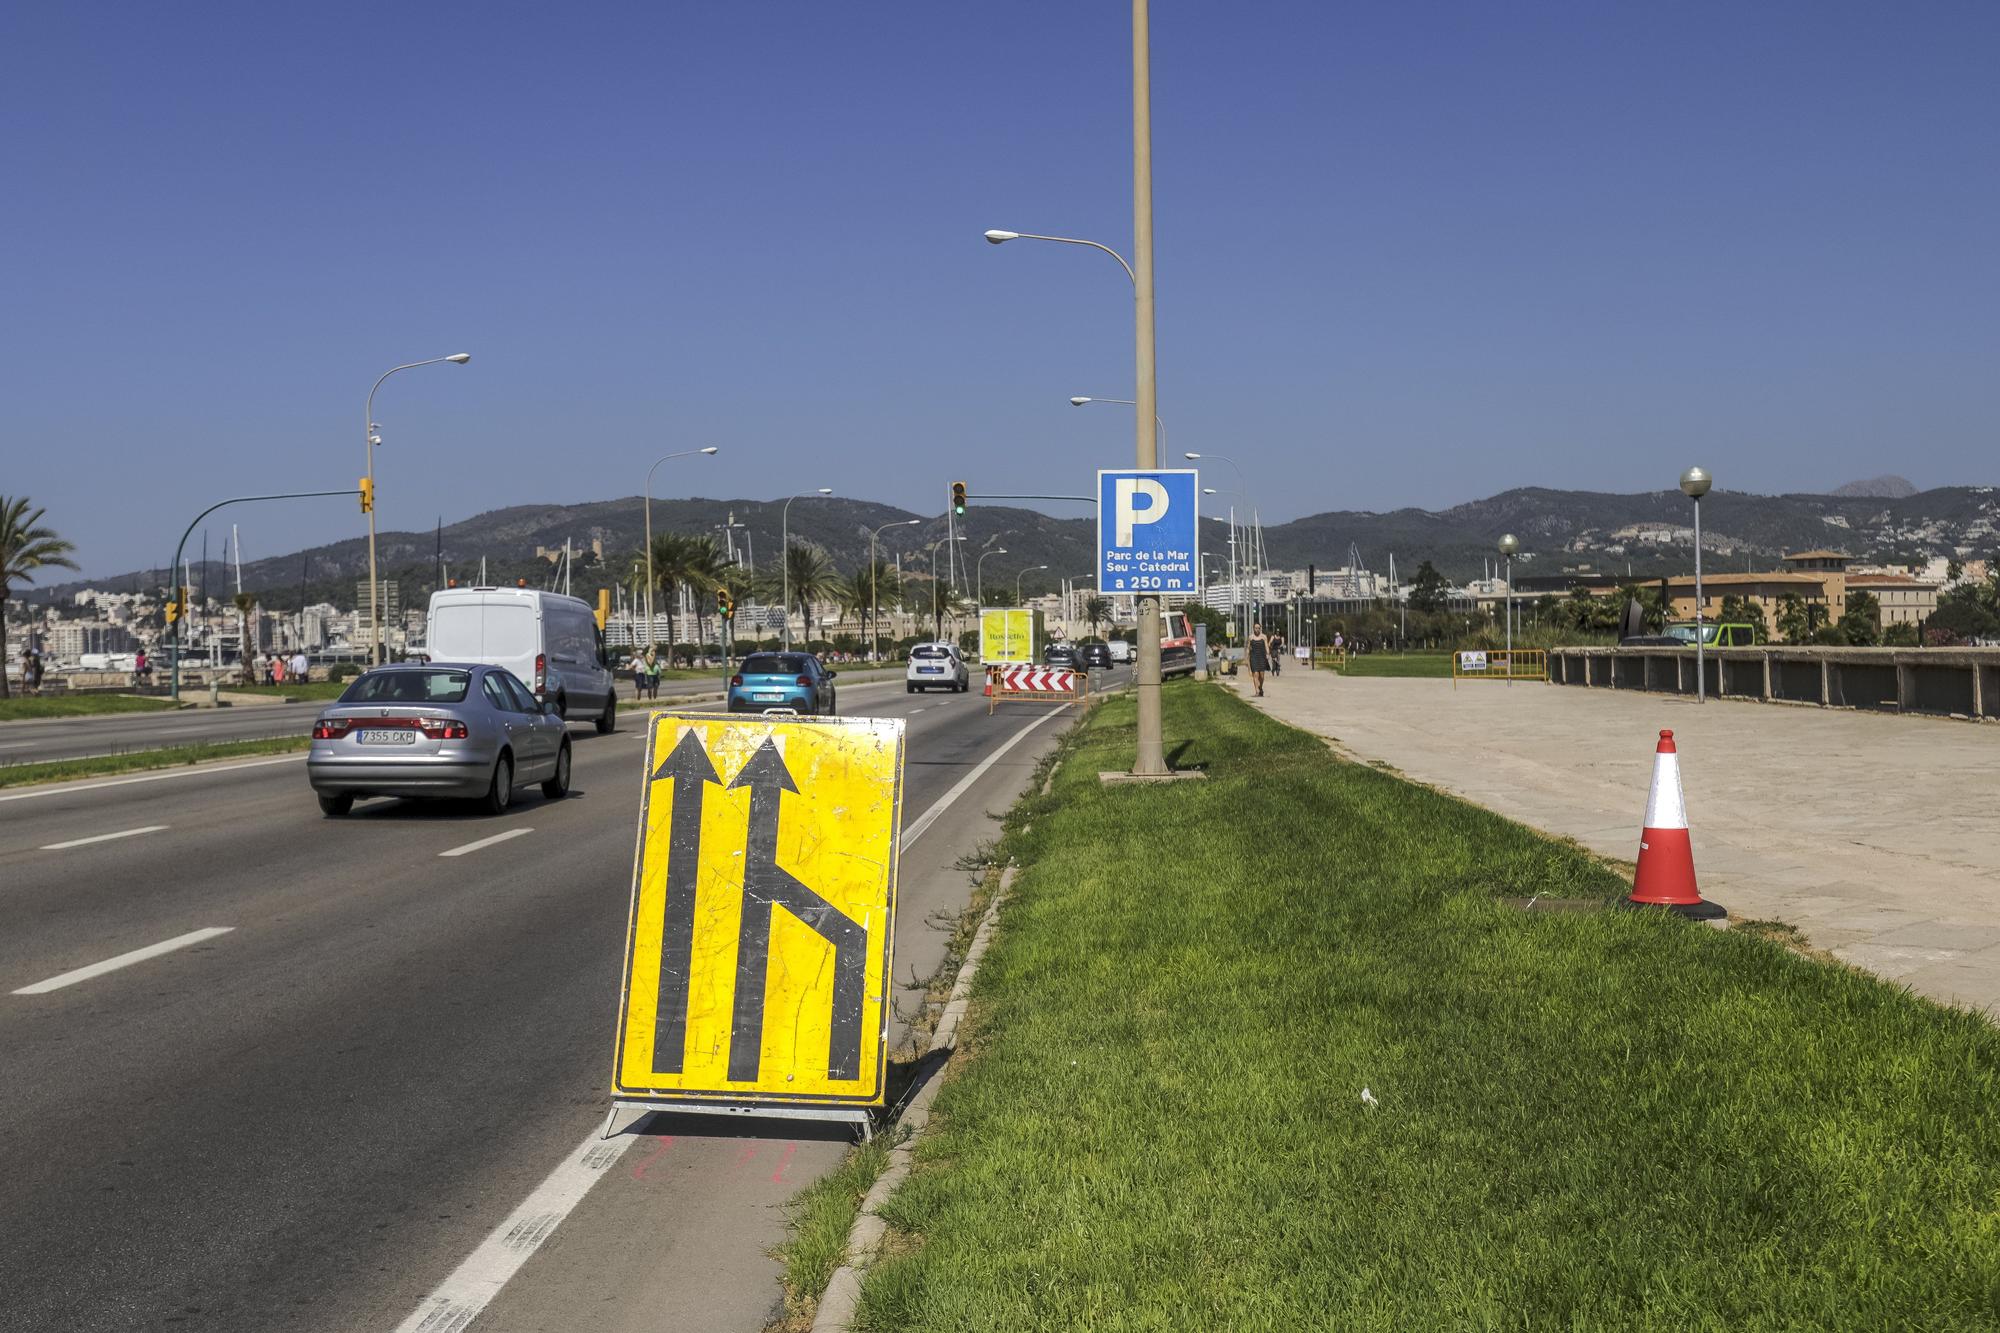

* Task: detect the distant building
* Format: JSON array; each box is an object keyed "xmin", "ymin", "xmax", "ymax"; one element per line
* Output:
[
  {"xmin": 1782, "ymin": 549, "xmax": 1851, "ymax": 573},
  {"xmin": 1843, "ymin": 574, "xmax": 1937, "ymax": 628}
]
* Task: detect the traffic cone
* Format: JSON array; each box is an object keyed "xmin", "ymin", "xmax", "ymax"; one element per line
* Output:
[
  {"xmin": 983, "ymin": 666, "xmax": 995, "ymax": 698},
  {"xmin": 1628, "ymin": 729, "xmax": 1724, "ymax": 919}
]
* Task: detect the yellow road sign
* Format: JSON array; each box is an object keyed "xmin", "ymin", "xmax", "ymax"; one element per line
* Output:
[{"xmin": 613, "ymin": 712, "xmax": 906, "ymax": 1107}]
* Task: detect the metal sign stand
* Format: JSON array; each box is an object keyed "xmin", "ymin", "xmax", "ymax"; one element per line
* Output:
[{"xmin": 603, "ymin": 1099, "xmax": 876, "ymax": 1142}]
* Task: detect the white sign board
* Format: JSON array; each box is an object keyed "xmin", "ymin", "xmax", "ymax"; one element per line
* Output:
[{"xmin": 1459, "ymin": 651, "xmax": 1488, "ymax": 672}]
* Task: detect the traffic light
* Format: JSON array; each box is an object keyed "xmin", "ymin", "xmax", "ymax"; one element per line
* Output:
[
  {"xmin": 165, "ymin": 596, "xmax": 180, "ymax": 625},
  {"xmin": 716, "ymin": 585, "xmax": 734, "ymax": 618},
  {"xmin": 1308, "ymin": 563, "xmax": 1316, "ymax": 593},
  {"xmin": 951, "ymin": 481, "xmax": 967, "ymax": 516},
  {"xmin": 359, "ymin": 476, "xmax": 374, "ymax": 513}
]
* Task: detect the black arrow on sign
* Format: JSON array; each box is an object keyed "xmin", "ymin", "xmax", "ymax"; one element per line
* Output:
[
  {"xmin": 726, "ymin": 738, "xmax": 869, "ymax": 1083},
  {"xmin": 649, "ymin": 727, "xmax": 722, "ymax": 1075}
]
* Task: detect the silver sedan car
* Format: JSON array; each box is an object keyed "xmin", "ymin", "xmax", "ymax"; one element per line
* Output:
[{"xmin": 307, "ymin": 663, "xmax": 570, "ymax": 817}]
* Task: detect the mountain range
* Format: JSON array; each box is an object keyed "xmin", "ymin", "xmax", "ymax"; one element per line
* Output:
[{"xmin": 40, "ymin": 483, "xmax": 2000, "ymax": 611}]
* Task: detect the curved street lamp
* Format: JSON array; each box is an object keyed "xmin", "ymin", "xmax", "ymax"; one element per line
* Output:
[
  {"xmin": 1016, "ymin": 563, "xmax": 1049, "ymax": 604},
  {"xmin": 869, "ymin": 517, "xmax": 922, "ymax": 661},
  {"xmin": 778, "ymin": 489, "xmax": 834, "ymax": 650},
  {"xmin": 364, "ymin": 353, "xmax": 471, "ymax": 664},
  {"xmin": 1681, "ymin": 467, "xmax": 1713, "ymax": 702},
  {"xmin": 642, "ymin": 447, "xmax": 721, "ymax": 651},
  {"xmin": 976, "ymin": 547, "xmax": 1009, "ymax": 607},
  {"xmin": 1071, "ymin": 396, "xmax": 1165, "ymax": 450}
]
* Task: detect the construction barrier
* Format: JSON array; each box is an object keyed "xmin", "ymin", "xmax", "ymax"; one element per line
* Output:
[
  {"xmin": 1451, "ymin": 649, "xmax": 1546, "ymax": 686},
  {"xmin": 1312, "ymin": 648, "xmax": 1348, "ymax": 671},
  {"xmin": 987, "ymin": 665, "xmax": 1087, "ymax": 714}
]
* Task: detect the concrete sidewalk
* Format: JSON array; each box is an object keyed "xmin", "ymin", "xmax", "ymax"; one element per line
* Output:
[{"xmin": 1233, "ymin": 666, "xmax": 2000, "ymax": 1016}]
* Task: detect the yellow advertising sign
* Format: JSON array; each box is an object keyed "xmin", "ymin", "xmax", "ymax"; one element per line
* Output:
[
  {"xmin": 980, "ymin": 607, "xmax": 1039, "ymax": 664},
  {"xmin": 613, "ymin": 712, "xmax": 905, "ymax": 1107}
]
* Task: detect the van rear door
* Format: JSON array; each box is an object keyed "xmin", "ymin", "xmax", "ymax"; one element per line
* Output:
[{"xmin": 428, "ymin": 593, "xmax": 539, "ymax": 690}]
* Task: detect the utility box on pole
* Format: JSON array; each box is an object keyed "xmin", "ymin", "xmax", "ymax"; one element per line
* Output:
[{"xmin": 979, "ymin": 607, "xmax": 1044, "ymax": 665}]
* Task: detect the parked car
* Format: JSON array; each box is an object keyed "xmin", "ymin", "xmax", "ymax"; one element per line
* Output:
[
  {"xmin": 906, "ymin": 642, "xmax": 969, "ymax": 693},
  {"xmin": 1042, "ymin": 642, "xmax": 1080, "ymax": 669},
  {"xmin": 307, "ymin": 663, "xmax": 569, "ymax": 817},
  {"xmin": 1077, "ymin": 641, "xmax": 1113, "ymax": 670},
  {"xmin": 728, "ymin": 652, "xmax": 839, "ymax": 715},
  {"xmin": 1106, "ymin": 638, "xmax": 1134, "ymax": 663},
  {"xmin": 425, "ymin": 586, "xmax": 618, "ymax": 733}
]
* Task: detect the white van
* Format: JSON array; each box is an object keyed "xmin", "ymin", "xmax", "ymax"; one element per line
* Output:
[{"xmin": 426, "ymin": 587, "xmax": 618, "ymax": 732}]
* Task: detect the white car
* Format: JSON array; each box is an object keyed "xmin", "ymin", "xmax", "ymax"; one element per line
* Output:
[
  {"xmin": 1106, "ymin": 638, "xmax": 1134, "ymax": 663},
  {"xmin": 906, "ymin": 642, "xmax": 969, "ymax": 693}
]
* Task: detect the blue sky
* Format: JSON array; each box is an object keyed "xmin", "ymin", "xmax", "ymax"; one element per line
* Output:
[{"xmin": 6, "ymin": 2, "xmax": 1996, "ymax": 577}]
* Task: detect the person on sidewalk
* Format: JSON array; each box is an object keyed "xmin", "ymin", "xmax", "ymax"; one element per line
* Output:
[
  {"xmin": 642, "ymin": 646, "xmax": 662, "ymax": 700},
  {"xmin": 291, "ymin": 650, "xmax": 309, "ymax": 684},
  {"xmin": 1247, "ymin": 623, "xmax": 1270, "ymax": 697},
  {"xmin": 1269, "ymin": 633, "xmax": 1284, "ymax": 676}
]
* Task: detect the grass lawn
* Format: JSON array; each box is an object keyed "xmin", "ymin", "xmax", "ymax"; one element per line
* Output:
[
  {"xmin": 1335, "ymin": 651, "xmax": 1453, "ymax": 678},
  {"xmin": 0, "ymin": 736, "xmax": 311, "ymax": 788},
  {"xmin": 0, "ymin": 694, "xmax": 179, "ymax": 721},
  {"xmin": 858, "ymin": 682, "xmax": 2000, "ymax": 1331}
]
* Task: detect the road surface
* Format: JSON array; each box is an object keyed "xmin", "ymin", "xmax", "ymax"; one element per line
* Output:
[{"xmin": 0, "ymin": 668, "xmax": 1115, "ymax": 1331}]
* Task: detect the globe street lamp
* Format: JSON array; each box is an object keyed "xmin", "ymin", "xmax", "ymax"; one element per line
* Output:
[
  {"xmin": 364, "ymin": 353, "xmax": 471, "ymax": 664},
  {"xmin": 643, "ymin": 447, "xmax": 721, "ymax": 653},
  {"xmin": 1681, "ymin": 467, "xmax": 1713, "ymax": 702},
  {"xmin": 869, "ymin": 518, "xmax": 921, "ymax": 661},
  {"xmin": 780, "ymin": 489, "xmax": 833, "ymax": 650},
  {"xmin": 1497, "ymin": 534, "xmax": 1519, "ymax": 672}
]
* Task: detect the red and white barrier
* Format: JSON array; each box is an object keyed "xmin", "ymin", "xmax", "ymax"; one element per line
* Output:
[
  {"xmin": 987, "ymin": 665, "xmax": 1084, "ymax": 712},
  {"xmin": 1628, "ymin": 729, "xmax": 1724, "ymax": 919}
]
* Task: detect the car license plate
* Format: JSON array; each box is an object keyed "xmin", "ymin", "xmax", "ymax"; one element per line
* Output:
[
  {"xmin": 919, "ymin": 667, "xmax": 941, "ymax": 674},
  {"xmin": 753, "ymin": 692, "xmax": 784, "ymax": 702},
  {"xmin": 358, "ymin": 729, "xmax": 417, "ymax": 745}
]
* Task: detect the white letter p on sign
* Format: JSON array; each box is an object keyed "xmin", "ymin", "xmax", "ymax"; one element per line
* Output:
[{"xmin": 1114, "ymin": 478, "xmax": 1170, "ymax": 548}]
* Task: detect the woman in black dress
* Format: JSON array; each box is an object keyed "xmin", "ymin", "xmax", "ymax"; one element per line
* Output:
[{"xmin": 1247, "ymin": 623, "xmax": 1270, "ymax": 697}]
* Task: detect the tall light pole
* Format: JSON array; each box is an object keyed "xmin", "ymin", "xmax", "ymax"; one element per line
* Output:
[
  {"xmin": 1016, "ymin": 563, "xmax": 1049, "ymax": 605},
  {"xmin": 1498, "ymin": 534, "xmax": 1519, "ymax": 676},
  {"xmin": 1070, "ymin": 396, "xmax": 1164, "ymax": 450},
  {"xmin": 976, "ymin": 547, "xmax": 1009, "ymax": 607},
  {"xmin": 780, "ymin": 488, "xmax": 833, "ymax": 650},
  {"xmin": 869, "ymin": 517, "xmax": 921, "ymax": 661},
  {"xmin": 1205, "ymin": 487, "xmax": 1246, "ymax": 645},
  {"xmin": 364, "ymin": 353, "xmax": 470, "ymax": 665},
  {"xmin": 1681, "ymin": 467, "xmax": 1712, "ymax": 702},
  {"xmin": 643, "ymin": 447, "xmax": 720, "ymax": 653},
  {"xmin": 985, "ymin": 1, "xmax": 1163, "ymax": 774}
]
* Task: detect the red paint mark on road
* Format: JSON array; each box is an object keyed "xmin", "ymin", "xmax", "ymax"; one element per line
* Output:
[
  {"xmin": 771, "ymin": 1142, "xmax": 798, "ymax": 1184},
  {"xmin": 630, "ymin": 1136, "xmax": 675, "ymax": 1181},
  {"xmin": 732, "ymin": 1143, "xmax": 759, "ymax": 1171}
]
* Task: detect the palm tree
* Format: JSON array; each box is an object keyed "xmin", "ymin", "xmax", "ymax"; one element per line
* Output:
[
  {"xmin": 232, "ymin": 593, "xmax": 259, "ymax": 685},
  {"xmin": 648, "ymin": 533, "xmax": 727, "ymax": 663},
  {"xmin": 1083, "ymin": 595, "xmax": 1112, "ymax": 639},
  {"xmin": 774, "ymin": 542, "xmax": 836, "ymax": 645},
  {"xmin": 0, "ymin": 497, "xmax": 79, "ymax": 699}
]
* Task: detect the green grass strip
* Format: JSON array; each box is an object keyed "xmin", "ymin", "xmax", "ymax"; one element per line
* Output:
[
  {"xmin": 0, "ymin": 735, "xmax": 312, "ymax": 788},
  {"xmin": 0, "ymin": 693, "xmax": 179, "ymax": 720},
  {"xmin": 774, "ymin": 1136, "xmax": 896, "ymax": 1330},
  {"xmin": 859, "ymin": 681, "xmax": 2000, "ymax": 1331}
]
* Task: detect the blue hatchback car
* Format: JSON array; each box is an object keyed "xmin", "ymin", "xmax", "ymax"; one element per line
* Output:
[{"xmin": 727, "ymin": 652, "xmax": 839, "ymax": 715}]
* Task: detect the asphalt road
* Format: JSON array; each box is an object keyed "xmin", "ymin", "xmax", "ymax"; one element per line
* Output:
[
  {"xmin": 0, "ymin": 667, "xmax": 1120, "ymax": 1332},
  {"xmin": 0, "ymin": 668, "xmax": 905, "ymax": 767}
]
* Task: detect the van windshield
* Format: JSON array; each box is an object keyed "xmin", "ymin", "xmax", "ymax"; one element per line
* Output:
[
  {"xmin": 339, "ymin": 669, "xmax": 472, "ymax": 704},
  {"xmin": 740, "ymin": 654, "xmax": 814, "ymax": 675}
]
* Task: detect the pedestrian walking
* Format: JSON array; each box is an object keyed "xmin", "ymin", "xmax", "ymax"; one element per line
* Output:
[
  {"xmin": 262, "ymin": 655, "xmax": 277, "ymax": 686},
  {"xmin": 1247, "ymin": 623, "xmax": 1270, "ymax": 697},
  {"xmin": 291, "ymin": 650, "xmax": 309, "ymax": 683},
  {"xmin": 134, "ymin": 646, "xmax": 151, "ymax": 687},
  {"xmin": 20, "ymin": 647, "xmax": 40, "ymax": 695},
  {"xmin": 1269, "ymin": 633, "xmax": 1284, "ymax": 676},
  {"xmin": 642, "ymin": 646, "xmax": 662, "ymax": 699}
]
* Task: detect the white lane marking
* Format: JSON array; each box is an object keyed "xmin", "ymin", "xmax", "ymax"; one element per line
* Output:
[
  {"xmin": 11, "ymin": 927, "xmax": 235, "ymax": 995},
  {"xmin": 38, "ymin": 824, "xmax": 170, "ymax": 851},
  {"xmin": 439, "ymin": 828, "xmax": 534, "ymax": 859},
  {"xmin": 0, "ymin": 755, "xmax": 304, "ymax": 804},
  {"xmin": 390, "ymin": 703, "xmax": 1068, "ymax": 1332},
  {"xmin": 391, "ymin": 1130, "xmax": 638, "ymax": 1333}
]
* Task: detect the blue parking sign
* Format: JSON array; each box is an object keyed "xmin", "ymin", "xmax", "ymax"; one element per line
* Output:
[{"xmin": 1097, "ymin": 469, "xmax": 1199, "ymax": 595}]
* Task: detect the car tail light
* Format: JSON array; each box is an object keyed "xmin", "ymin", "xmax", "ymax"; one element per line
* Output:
[
  {"xmin": 730, "ymin": 674, "xmax": 743, "ymax": 687},
  {"xmin": 312, "ymin": 718, "xmax": 353, "ymax": 739},
  {"xmin": 429, "ymin": 720, "xmax": 469, "ymax": 740},
  {"xmin": 534, "ymin": 653, "xmax": 546, "ymax": 695},
  {"xmin": 796, "ymin": 675, "xmax": 812, "ymax": 687}
]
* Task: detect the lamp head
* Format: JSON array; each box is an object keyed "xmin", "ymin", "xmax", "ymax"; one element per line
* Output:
[
  {"xmin": 904, "ymin": 519, "xmax": 922, "ymax": 526},
  {"xmin": 1184, "ymin": 452, "xmax": 1203, "ymax": 460},
  {"xmin": 1498, "ymin": 534, "xmax": 1520, "ymax": 556},
  {"xmin": 445, "ymin": 353, "xmax": 471, "ymax": 365},
  {"xmin": 1203, "ymin": 487, "xmax": 1220, "ymax": 495},
  {"xmin": 817, "ymin": 487, "xmax": 833, "ymax": 495},
  {"xmin": 1679, "ymin": 466, "xmax": 1712, "ymax": 499},
  {"xmin": 699, "ymin": 446, "xmax": 719, "ymax": 455},
  {"xmin": 983, "ymin": 230, "xmax": 1020, "ymax": 244},
  {"xmin": 1069, "ymin": 396, "xmax": 1091, "ymax": 407}
]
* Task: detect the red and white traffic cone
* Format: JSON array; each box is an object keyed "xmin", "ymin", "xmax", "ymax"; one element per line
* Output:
[
  {"xmin": 1627, "ymin": 729, "xmax": 1725, "ymax": 919},
  {"xmin": 983, "ymin": 667, "xmax": 996, "ymax": 698}
]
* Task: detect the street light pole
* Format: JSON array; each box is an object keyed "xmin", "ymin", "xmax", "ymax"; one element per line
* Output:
[
  {"xmin": 1016, "ymin": 564, "xmax": 1049, "ymax": 605},
  {"xmin": 643, "ymin": 447, "xmax": 720, "ymax": 654},
  {"xmin": 1681, "ymin": 467, "xmax": 1713, "ymax": 702},
  {"xmin": 779, "ymin": 489, "xmax": 833, "ymax": 650},
  {"xmin": 364, "ymin": 353, "xmax": 470, "ymax": 665},
  {"xmin": 1069, "ymin": 397, "xmax": 1164, "ymax": 450},
  {"xmin": 976, "ymin": 547, "xmax": 1009, "ymax": 607},
  {"xmin": 869, "ymin": 518, "xmax": 921, "ymax": 661},
  {"xmin": 1498, "ymin": 534, "xmax": 1519, "ymax": 681}
]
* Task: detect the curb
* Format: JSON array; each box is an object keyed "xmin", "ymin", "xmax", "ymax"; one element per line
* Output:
[{"xmin": 808, "ymin": 863, "xmax": 1017, "ymax": 1333}]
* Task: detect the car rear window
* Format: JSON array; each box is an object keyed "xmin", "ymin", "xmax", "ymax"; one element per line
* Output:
[
  {"xmin": 739, "ymin": 654, "xmax": 813, "ymax": 675},
  {"xmin": 340, "ymin": 669, "xmax": 471, "ymax": 704},
  {"xmin": 912, "ymin": 645, "xmax": 949, "ymax": 659}
]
